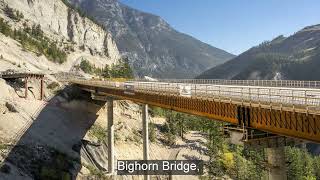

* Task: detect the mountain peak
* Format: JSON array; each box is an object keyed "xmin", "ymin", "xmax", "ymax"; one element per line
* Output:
[
  {"xmin": 198, "ymin": 24, "xmax": 320, "ymax": 80},
  {"xmin": 300, "ymin": 24, "xmax": 320, "ymax": 32},
  {"xmin": 69, "ymin": 0, "xmax": 235, "ymax": 78}
]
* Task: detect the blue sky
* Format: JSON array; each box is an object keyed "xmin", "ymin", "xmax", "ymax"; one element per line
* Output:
[{"xmin": 120, "ymin": 0, "xmax": 319, "ymax": 55}]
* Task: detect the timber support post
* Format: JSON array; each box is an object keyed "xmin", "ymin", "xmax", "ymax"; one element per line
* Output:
[
  {"xmin": 107, "ymin": 98, "xmax": 115, "ymax": 174},
  {"xmin": 142, "ymin": 104, "xmax": 150, "ymax": 180}
]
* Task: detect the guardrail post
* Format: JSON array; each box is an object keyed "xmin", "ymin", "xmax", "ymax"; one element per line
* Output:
[
  {"xmin": 304, "ymin": 90, "xmax": 307, "ymax": 106},
  {"xmin": 241, "ymin": 87, "xmax": 244, "ymax": 105},
  {"xmin": 219, "ymin": 86, "xmax": 221, "ymax": 102},
  {"xmin": 292, "ymin": 90, "xmax": 294, "ymax": 108},
  {"xmin": 249, "ymin": 88, "xmax": 251, "ymax": 105},
  {"xmin": 258, "ymin": 88, "xmax": 260, "ymax": 106},
  {"xmin": 269, "ymin": 88, "xmax": 271, "ymax": 104}
]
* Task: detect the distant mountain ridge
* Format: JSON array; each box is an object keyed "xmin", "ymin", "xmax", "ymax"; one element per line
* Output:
[
  {"xmin": 68, "ymin": 0, "xmax": 235, "ymax": 78},
  {"xmin": 198, "ymin": 24, "xmax": 320, "ymax": 80}
]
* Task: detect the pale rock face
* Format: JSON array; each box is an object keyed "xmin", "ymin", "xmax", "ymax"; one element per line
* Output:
[{"xmin": 0, "ymin": 0, "xmax": 120, "ymax": 71}]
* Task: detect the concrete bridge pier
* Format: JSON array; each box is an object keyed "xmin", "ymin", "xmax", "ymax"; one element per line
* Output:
[
  {"xmin": 40, "ymin": 77, "xmax": 44, "ymax": 100},
  {"xmin": 24, "ymin": 77, "xmax": 28, "ymax": 98},
  {"xmin": 142, "ymin": 104, "xmax": 150, "ymax": 180},
  {"xmin": 107, "ymin": 98, "xmax": 115, "ymax": 174},
  {"xmin": 266, "ymin": 146, "xmax": 287, "ymax": 180}
]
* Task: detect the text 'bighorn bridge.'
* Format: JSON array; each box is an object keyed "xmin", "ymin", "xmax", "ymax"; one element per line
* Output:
[{"xmin": 68, "ymin": 78, "xmax": 320, "ymax": 144}]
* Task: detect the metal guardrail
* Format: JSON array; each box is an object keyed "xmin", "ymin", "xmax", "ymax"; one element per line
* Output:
[
  {"xmin": 134, "ymin": 79, "xmax": 320, "ymax": 89},
  {"xmin": 68, "ymin": 78, "xmax": 320, "ymax": 114}
]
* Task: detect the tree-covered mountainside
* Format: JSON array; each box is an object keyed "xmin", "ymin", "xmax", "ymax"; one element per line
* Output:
[
  {"xmin": 67, "ymin": 0, "xmax": 235, "ymax": 78},
  {"xmin": 198, "ymin": 24, "xmax": 320, "ymax": 80}
]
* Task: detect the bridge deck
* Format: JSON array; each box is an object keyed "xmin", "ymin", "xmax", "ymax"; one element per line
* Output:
[
  {"xmin": 69, "ymin": 79, "xmax": 320, "ymax": 143},
  {"xmin": 0, "ymin": 72, "xmax": 44, "ymax": 79}
]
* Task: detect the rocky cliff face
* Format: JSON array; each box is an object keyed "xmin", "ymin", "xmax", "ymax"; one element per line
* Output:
[
  {"xmin": 198, "ymin": 24, "xmax": 320, "ymax": 80},
  {"xmin": 68, "ymin": 0, "xmax": 235, "ymax": 78},
  {"xmin": 0, "ymin": 0, "xmax": 120, "ymax": 73}
]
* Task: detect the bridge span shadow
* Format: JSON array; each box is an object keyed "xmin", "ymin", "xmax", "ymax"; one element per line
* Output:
[{"xmin": 0, "ymin": 85, "xmax": 107, "ymax": 179}]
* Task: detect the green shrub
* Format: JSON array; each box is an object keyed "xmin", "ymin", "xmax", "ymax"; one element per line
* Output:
[
  {"xmin": 150, "ymin": 106, "xmax": 166, "ymax": 117},
  {"xmin": 4, "ymin": 5, "xmax": 23, "ymax": 22},
  {"xmin": 164, "ymin": 132, "xmax": 176, "ymax": 146},
  {"xmin": 0, "ymin": 18, "xmax": 12, "ymax": 36},
  {"xmin": 48, "ymin": 82, "xmax": 60, "ymax": 90},
  {"xmin": 109, "ymin": 58, "xmax": 134, "ymax": 79},
  {"xmin": 89, "ymin": 124, "xmax": 107, "ymax": 142},
  {"xmin": 40, "ymin": 167, "xmax": 59, "ymax": 180},
  {"xmin": 149, "ymin": 123, "xmax": 156, "ymax": 142},
  {"xmin": 80, "ymin": 59, "xmax": 94, "ymax": 74},
  {"xmin": 0, "ymin": 18, "xmax": 67, "ymax": 63},
  {"xmin": 79, "ymin": 58, "xmax": 134, "ymax": 79},
  {"xmin": 131, "ymin": 129, "xmax": 142, "ymax": 143},
  {"xmin": 85, "ymin": 165, "xmax": 107, "ymax": 179},
  {"xmin": 0, "ymin": 144, "xmax": 7, "ymax": 150}
]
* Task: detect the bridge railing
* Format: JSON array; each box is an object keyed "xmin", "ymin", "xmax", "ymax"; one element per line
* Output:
[
  {"xmin": 133, "ymin": 79, "xmax": 320, "ymax": 89},
  {"xmin": 69, "ymin": 78, "xmax": 320, "ymax": 114}
]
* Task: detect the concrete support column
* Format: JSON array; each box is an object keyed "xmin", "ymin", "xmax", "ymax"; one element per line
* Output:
[
  {"xmin": 40, "ymin": 78, "xmax": 44, "ymax": 100},
  {"xmin": 25, "ymin": 77, "xmax": 28, "ymax": 98},
  {"xmin": 142, "ymin": 104, "xmax": 150, "ymax": 180},
  {"xmin": 266, "ymin": 146, "xmax": 287, "ymax": 180},
  {"xmin": 107, "ymin": 98, "xmax": 115, "ymax": 174}
]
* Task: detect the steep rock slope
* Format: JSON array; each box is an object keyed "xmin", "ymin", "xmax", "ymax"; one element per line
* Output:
[
  {"xmin": 68, "ymin": 0, "xmax": 235, "ymax": 78},
  {"xmin": 0, "ymin": 0, "xmax": 120, "ymax": 73},
  {"xmin": 198, "ymin": 24, "xmax": 320, "ymax": 80}
]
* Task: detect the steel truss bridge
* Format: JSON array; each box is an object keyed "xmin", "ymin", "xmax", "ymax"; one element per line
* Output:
[{"xmin": 68, "ymin": 78, "xmax": 320, "ymax": 143}]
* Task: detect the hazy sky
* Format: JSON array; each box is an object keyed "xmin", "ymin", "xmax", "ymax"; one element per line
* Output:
[{"xmin": 120, "ymin": 0, "xmax": 319, "ymax": 55}]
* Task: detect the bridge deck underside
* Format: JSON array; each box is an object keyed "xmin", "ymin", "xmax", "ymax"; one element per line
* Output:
[{"xmin": 77, "ymin": 84, "xmax": 320, "ymax": 143}]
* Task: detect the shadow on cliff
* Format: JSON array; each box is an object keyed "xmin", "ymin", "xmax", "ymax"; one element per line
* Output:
[{"xmin": 0, "ymin": 85, "xmax": 106, "ymax": 180}]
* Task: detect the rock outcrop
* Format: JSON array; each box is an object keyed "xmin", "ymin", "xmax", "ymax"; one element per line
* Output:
[{"xmin": 0, "ymin": 0, "xmax": 120, "ymax": 73}]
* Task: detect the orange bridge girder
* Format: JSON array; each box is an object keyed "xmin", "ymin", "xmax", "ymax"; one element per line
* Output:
[{"xmin": 74, "ymin": 83, "xmax": 320, "ymax": 144}]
